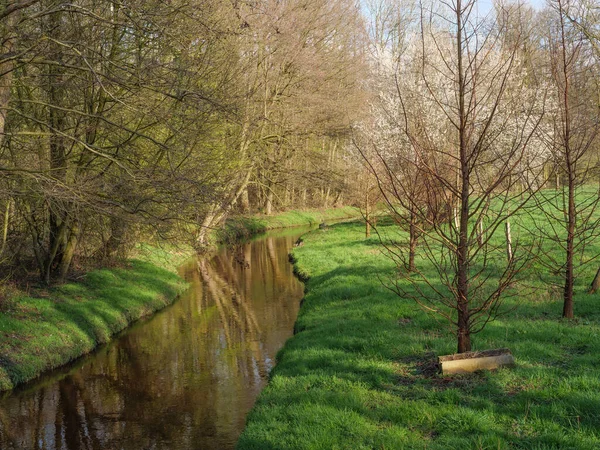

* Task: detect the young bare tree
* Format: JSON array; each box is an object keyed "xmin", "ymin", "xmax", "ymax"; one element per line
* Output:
[
  {"xmin": 530, "ymin": 0, "xmax": 600, "ymax": 318},
  {"xmin": 361, "ymin": 0, "xmax": 547, "ymax": 353}
]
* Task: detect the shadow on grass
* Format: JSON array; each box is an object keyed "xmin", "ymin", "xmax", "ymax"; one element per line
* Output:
[
  {"xmin": 238, "ymin": 221, "xmax": 600, "ymax": 450},
  {"xmin": 0, "ymin": 260, "xmax": 185, "ymax": 389}
]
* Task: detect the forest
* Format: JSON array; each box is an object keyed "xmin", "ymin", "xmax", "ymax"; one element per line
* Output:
[{"xmin": 0, "ymin": 0, "xmax": 366, "ymax": 286}]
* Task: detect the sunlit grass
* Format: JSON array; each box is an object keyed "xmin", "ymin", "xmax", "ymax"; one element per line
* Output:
[
  {"xmin": 0, "ymin": 207, "xmax": 359, "ymax": 393},
  {"xmin": 0, "ymin": 247, "xmax": 189, "ymax": 392},
  {"xmin": 216, "ymin": 206, "xmax": 359, "ymax": 244},
  {"xmin": 238, "ymin": 207, "xmax": 600, "ymax": 449}
]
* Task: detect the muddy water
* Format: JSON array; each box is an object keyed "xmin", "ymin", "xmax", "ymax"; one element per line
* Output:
[{"xmin": 0, "ymin": 229, "xmax": 307, "ymax": 450}]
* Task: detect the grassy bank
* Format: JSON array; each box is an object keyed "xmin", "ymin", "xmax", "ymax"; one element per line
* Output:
[
  {"xmin": 215, "ymin": 206, "xmax": 359, "ymax": 245},
  {"xmin": 237, "ymin": 220, "xmax": 600, "ymax": 449},
  {"xmin": 0, "ymin": 246, "xmax": 189, "ymax": 392},
  {"xmin": 0, "ymin": 207, "xmax": 358, "ymax": 393}
]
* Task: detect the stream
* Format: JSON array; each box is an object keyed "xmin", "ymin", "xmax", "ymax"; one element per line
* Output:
[{"xmin": 0, "ymin": 228, "xmax": 308, "ymax": 450}]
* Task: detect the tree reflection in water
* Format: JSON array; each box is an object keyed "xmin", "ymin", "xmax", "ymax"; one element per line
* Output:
[{"xmin": 0, "ymin": 232, "xmax": 304, "ymax": 450}]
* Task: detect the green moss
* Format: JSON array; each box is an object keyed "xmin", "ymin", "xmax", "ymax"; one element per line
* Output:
[{"xmin": 238, "ymin": 216, "xmax": 600, "ymax": 449}]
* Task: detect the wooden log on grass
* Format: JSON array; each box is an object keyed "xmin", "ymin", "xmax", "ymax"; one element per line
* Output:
[{"xmin": 439, "ymin": 348, "xmax": 515, "ymax": 375}]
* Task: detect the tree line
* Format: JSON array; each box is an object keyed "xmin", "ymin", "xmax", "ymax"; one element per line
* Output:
[
  {"xmin": 5, "ymin": 0, "xmax": 600, "ymax": 354},
  {"xmin": 0, "ymin": 0, "xmax": 367, "ymax": 284}
]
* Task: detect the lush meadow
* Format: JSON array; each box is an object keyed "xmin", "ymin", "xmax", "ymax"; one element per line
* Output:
[{"xmin": 238, "ymin": 195, "xmax": 600, "ymax": 449}]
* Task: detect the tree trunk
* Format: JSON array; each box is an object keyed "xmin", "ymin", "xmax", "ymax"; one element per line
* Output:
[
  {"xmin": 453, "ymin": 206, "xmax": 459, "ymax": 230},
  {"xmin": 589, "ymin": 267, "xmax": 600, "ymax": 294},
  {"xmin": 197, "ymin": 166, "xmax": 254, "ymax": 247},
  {"xmin": 104, "ymin": 216, "xmax": 127, "ymax": 259},
  {"xmin": 333, "ymin": 191, "xmax": 342, "ymax": 207},
  {"xmin": 456, "ymin": 0, "xmax": 471, "ymax": 354},
  {"xmin": 365, "ymin": 190, "xmax": 370, "ymax": 238},
  {"xmin": 41, "ymin": 8, "xmax": 68, "ymax": 284},
  {"xmin": 0, "ymin": 199, "xmax": 11, "ymax": 256},
  {"xmin": 560, "ymin": 1, "xmax": 575, "ymax": 320},
  {"xmin": 457, "ymin": 323, "xmax": 471, "ymax": 354},
  {"xmin": 324, "ymin": 186, "xmax": 331, "ymax": 208},
  {"xmin": 240, "ymin": 187, "xmax": 250, "ymax": 213},
  {"xmin": 43, "ymin": 222, "xmax": 67, "ymax": 285},
  {"xmin": 58, "ymin": 220, "xmax": 80, "ymax": 281},
  {"xmin": 197, "ymin": 208, "xmax": 217, "ymax": 247},
  {"xmin": 0, "ymin": 9, "xmax": 17, "ymax": 149},
  {"xmin": 283, "ymin": 186, "xmax": 290, "ymax": 208},
  {"xmin": 265, "ymin": 188, "xmax": 274, "ymax": 216},
  {"xmin": 408, "ymin": 211, "xmax": 417, "ymax": 272},
  {"xmin": 563, "ymin": 177, "xmax": 575, "ymax": 318}
]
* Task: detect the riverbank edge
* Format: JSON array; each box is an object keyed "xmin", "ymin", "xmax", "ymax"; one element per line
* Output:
[
  {"xmin": 214, "ymin": 206, "xmax": 360, "ymax": 246},
  {"xmin": 0, "ymin": 206, "xmax": 360, "ymax": 393},
  {"xmin": 0, "ymin": 247, "xmax": 191, "ymax": 393}
]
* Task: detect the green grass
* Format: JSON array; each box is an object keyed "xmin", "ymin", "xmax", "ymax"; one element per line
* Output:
[
  {"xmin": 215, "ymin": 206, "xmax": 359, "ymax": 245},
  {"xmin": 0, "ymin": 246, "xmax": 189, "ymax": 392},
  {"xmin": 0, "ymin": 206, "xmax": 357, "ymax": 393},
  {"xmin": 0, "ymin": 207, "xmax": 358, "ymax": 393},
  {"xmin": 237, "ymin": 217, "xmax": 600, "ymax": 449}
]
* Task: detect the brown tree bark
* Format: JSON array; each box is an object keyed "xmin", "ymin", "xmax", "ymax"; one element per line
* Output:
[
  {"xmin": 365, "ymin": 189, "xmax": 371, "ymax": 238},
  {"xmin": 559, "ymin": 0, "xmax": 575, "ymax": 319},
  {"xmin": 58, "ymin": 220, "xmax": 80, "ymax": 281},
  {"xmin": 456, "ymin": 0, "xmax": 471, "ymax": 353},
  {"xmin": 408, "ymin": 211, "xmax": 417, "ymax": 273},
  {"xmin": 564, "ymin": 173, "xmax": 575, "ymax": 318}
]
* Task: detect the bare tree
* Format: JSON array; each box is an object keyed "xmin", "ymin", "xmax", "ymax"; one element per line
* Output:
[
  {"xmin": 1, "ymin": 0, "xmax": 236, "ymax": 282},
  {"xmin": 530, "ymin": 0, "xmax": 600, "ymax": 318},
  {"xmin": 360, "ymin": 0, "xmax": 546, "ymax": 353}
]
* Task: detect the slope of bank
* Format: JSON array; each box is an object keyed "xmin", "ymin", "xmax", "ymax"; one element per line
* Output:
[
  {"xmin": 0, "ymin": 247, "xmax": 189, "ymax": 392},
  {"xmin": 216, "ymin": 206, "xmax": 359, "ymax": 245},
  {"xmin": 237, "ymin": 221, "xmax": 600, "ymax": 449},
  {"xmin": 0, "ymin": 207, "xmax": 359, "ymax": 393}
]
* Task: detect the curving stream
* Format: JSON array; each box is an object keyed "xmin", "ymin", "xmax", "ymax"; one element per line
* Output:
[{"xmin": 0, "ymin": 228, "xmax": 307, "ymax": 450}]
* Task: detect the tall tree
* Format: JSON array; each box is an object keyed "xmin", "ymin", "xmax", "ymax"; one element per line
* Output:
[
  {"xmin": 195, "ymin": 0, "xmax": 367, "ymax": 244},
  {"xmin": 360, "ymin": 0, "xmax": 546, "ymax": 353},
  {"xmin": 531, "ymin": 0, "xmax": 600, "ymax": 318}
]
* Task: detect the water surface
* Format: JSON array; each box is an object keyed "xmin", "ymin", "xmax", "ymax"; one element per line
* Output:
[{"xmin": 0, "ymin": 230, "xmax": 306, "ymax": 449}]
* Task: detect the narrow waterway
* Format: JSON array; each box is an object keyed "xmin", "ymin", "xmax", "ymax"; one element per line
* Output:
[{"xmin": 0, "ymin": 228, "xmax": 307, "ymax": 450}]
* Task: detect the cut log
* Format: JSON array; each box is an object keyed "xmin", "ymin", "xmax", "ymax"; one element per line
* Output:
[{"xmin": 439, "ymin": 348, "xmax": 515, "ymax": 375}]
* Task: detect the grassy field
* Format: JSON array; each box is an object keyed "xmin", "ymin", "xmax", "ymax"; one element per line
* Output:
[
  {"xmin": 216, "ymin": 206, "xmax": 359, "ymax": 245},
  {"xmin": 0, "ymin": 246, "xmax": 189, "ymax": 392},
  {"xmin": 237, "ymin": 214, "xmax": 600, "ymax": 449}
]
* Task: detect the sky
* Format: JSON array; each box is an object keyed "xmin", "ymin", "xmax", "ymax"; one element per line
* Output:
[{"xmin": 477, "ymin": 0, "xmax": 547, "ymax": 15}]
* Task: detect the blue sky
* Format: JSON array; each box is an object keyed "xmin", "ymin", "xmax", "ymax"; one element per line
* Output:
[{"xmin": 478, "ymin": 0, "xmax": 547, "ymax": 15}]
